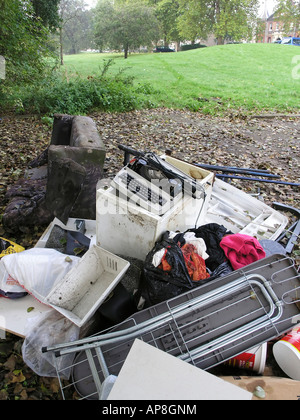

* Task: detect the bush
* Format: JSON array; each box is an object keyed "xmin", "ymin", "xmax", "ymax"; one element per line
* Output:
[
  {"xmin": 0, "ymin": 68, "xmax": 156, "ymax": 115},
  {"xmin": 180, "ymin": 44, "xmax": 207, "ymax": 51}
]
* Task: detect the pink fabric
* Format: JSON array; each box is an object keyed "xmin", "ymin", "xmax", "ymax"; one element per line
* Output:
[{"xmin": 220, "ymin": 233, "xmax": 266, "ymax": 270}]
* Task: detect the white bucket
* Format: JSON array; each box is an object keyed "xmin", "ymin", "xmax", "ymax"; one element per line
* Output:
[
  {"xmin": 273, "ymin": 325, "xmax": 300, "ymax": 381},
  {"xmin": 224, "ymin": 343, "xmax": 267, "ymax": 374}
]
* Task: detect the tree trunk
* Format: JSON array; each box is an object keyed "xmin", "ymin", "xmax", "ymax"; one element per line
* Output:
[
  {"xmin": 215, "ymin": 0, "xmax": 224, "ymax": 46},
  {"xmin": 124, "ymin": 44, "xmax": 129, "ymax": 59},
  {"xmin": 60, "ymin": 27, "xmax": 64, "ymax": 66}
]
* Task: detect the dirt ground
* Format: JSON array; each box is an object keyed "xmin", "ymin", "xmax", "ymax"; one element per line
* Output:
[
  {"xmin": 1, "ymin": 109, "xmax": 299, "ymax": 233},
  {"xmin": 91, "ymin": 109, "xmax": 300, "ymax": 207},
  {"xmin": 0, "ymin": 109, "xmax": 299, "ymax": 400}
]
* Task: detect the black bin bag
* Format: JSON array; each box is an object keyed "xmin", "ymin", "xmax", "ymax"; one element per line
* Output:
[{"xmin": 139, "ymin": 232, "xmax": 208, "ymax": 307}]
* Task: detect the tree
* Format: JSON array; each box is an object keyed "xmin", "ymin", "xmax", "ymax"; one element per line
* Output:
[
  {"xmin": 177, "ymin": 0, "xmax": 259, "ymax": 45},
  {"xmin": 94, "ymin": 0, "xmax": 160, "ymax": 58},
  {"xmin": 31, "ymin": 0, "xmax": 60, "ymax": 30},
  {"xmin": 59, "ymin": 0, "xmax": 95, "ymax": 56},
  {"xmin": 274, "ymin": 0, "xmax": 300, "ymax": 36},
  {"xmin": 154, "ymin": 0, "xmax": 182, "ymax": 47},
  {"xmin": 254, "ymin": 17, "xmax": 267, "ymax": 42},
  {"xmin": 63, "ymin": 8, "xmax": 95, "ymax": 54},
  {"xmin": 59, "ymin": 0, "xmax": 89, "ymax": 65},
  {"xmin": 0, "ymin": 0, "xmax": 52, "ymax": 84}
]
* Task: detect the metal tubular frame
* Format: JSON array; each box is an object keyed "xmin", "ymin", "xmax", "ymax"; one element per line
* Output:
[{"xmin": 46, "ymin": 274, "xmax": 275, "ymax": 357}]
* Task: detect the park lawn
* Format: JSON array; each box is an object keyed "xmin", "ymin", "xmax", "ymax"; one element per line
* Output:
[{"xmin": 63, "ymin": 43, "xmax": 300, "ymax": 114}]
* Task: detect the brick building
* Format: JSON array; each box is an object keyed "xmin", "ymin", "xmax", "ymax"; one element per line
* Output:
[
  {"xmin": 260, "ymin": 11, "xmax": 299, "ymax": 43},
  {"xmin": 261, "ymin": 13, "xmax": 284, "ymax": 43}
]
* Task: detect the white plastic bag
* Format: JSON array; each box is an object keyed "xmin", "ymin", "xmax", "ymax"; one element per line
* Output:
[
  {"xmin": 2, "ymin": 248, "xmax": 82, "ymax": 378},
  {"xmin": 2, "ymin": 248, "xmax": 80, "ymax": 304},
  {"xmin": 0, "ymin": 259, "xmax": 28, "ymax": 298},
  {"xmin": 22, "ymin": 309, "xmax": 80, "ymax": 379}
]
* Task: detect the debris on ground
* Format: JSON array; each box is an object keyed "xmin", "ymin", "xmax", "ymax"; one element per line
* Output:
[{"xmin": 0, "ymin": 110, "xmax": 299, "ymax": 400}]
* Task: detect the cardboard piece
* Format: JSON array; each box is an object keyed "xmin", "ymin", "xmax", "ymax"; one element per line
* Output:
[
  {"xmin": 107, "ymin": 339, "xmax": 252, "ymax": 400},
  {"xmin": 0, "ymin": 295, "xmax": 49, "ymax": 338},
  {"xmin": 221, "ymin": 376, "xmax": 300, "ymax": 400}
]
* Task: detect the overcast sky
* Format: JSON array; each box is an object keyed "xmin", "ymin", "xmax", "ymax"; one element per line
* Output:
[
  {"xmin": 85, "ymin": 0, "xmax": 96, "ymax": 9},
  {"xmin": 259, "ymin": 0, "xmax": 277, "ymax": 16}
]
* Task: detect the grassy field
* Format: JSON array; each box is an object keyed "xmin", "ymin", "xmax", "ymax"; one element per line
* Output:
[{"xmin": 63, "ymin": 43, "xmax": 300, "ymax": 114}]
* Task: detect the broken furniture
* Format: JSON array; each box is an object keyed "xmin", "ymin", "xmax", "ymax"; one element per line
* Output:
[
  {"xmin": 46, "ymin": 114, "xmax": 106, "ymax": 223},
  {"xmin": 44, "ymin": 254, "xmax": 300, "ymax": 400},
  {"xmin": 1, "ymin": 146, "xmax": 299, "ymax": 400},
  {"xmin": 2, "ymin": 114, "xmax": 106, "ymax": 232}
]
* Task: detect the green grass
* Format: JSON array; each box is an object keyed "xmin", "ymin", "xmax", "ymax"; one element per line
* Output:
[{"xmin": 63, "ymin": 43, "xmax": 300, "ymax": 114}]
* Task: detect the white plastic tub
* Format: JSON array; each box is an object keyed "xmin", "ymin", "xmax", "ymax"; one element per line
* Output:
[
  {"xmin": 273, "ymin": 325, "xmax": 300, "ymax": 381},
  {"xmin": 224, "ymin": 343, "xmax": 267, "ymax": 374},
  {"xmin": 46, "ymin": 245, "xmax": 130, "ymax": 327}
]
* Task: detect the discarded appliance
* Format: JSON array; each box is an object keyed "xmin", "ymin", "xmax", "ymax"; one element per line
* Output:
[
  {"xmin": 96, "ymin": 153, "xmax": 214, "ymax": 261},
  {"xmin": 201, "ymin": 178, "xmax": 288, "ymax": 241},
  {"xmin": 0, "ymin": 218, "xmax": 96, "ymax": 338},
  {"xmin": 1, "ymin": 145, "xmax": 298, "ymax": 399},
  {"xmin": 43, "ymin": 254, "xmax": 300, "ymax": 400},
  {"xmin": 1, "ymin": 244, "xmax": 130, "ymax": 333}
]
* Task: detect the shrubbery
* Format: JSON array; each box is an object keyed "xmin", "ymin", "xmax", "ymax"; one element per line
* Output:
[
  {"xmin": 0, "ymin": 64, "xmax": 156, "ymax": 116},
  {"xmin": 180, "ymin": 44, "xmax": 207, "ymax": 51}
]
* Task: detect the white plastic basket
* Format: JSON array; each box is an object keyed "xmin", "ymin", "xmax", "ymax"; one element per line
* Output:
[{"xmin": 46, "ymin": 245, "xmax": 130, "ymax": 327}]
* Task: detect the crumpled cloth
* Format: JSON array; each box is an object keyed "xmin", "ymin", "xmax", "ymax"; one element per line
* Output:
[
  {"xmin": 220, "ymin": 233, "xmax": 266, "ymax": 270},
  {"xmin": 180, "ymin": 243, "xmax": 210, "ymax": 282},
  {"xmin": 152, "ymin": 247, "xmax": 167, "ymax": 268},
  {"xmin": 182, "ymin": 232, "xmax": 209, "ymax": 260},
  {"xmin": 152, "ymin": 231, "xmax": 209, "ymax": 268},
  {"xmin": 186, "ymin": 223, "xmax": 229, "ymax": 271}
]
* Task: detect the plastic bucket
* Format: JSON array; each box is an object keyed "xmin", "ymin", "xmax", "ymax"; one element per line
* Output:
[
  {"xmin": 273, "ymin": 325, "xmax": 300, "ymax": 381},
  {"xmin": 224, "ymin": 343, "xmax": 267, "ymax": 374}
]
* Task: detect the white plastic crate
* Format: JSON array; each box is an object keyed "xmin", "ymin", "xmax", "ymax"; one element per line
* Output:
[
  {"xmin": 45, "ymin": 245, "xmax": 130, "ymax": 327},
  {"xmin": 205, "ymin": 178, "xmax": 288, "ymax": 240}
]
